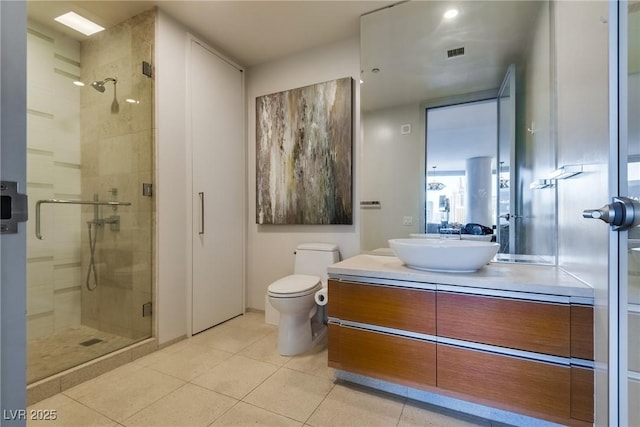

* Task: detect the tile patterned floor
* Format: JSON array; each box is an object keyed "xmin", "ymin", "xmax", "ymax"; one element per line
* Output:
[
  {"xmin": 27, "ymin": 326, "xmax": 137, "ymax": 384},
  {"xmin": 27, "ymin": 312, "xmax": 493, "ymax": 426}
]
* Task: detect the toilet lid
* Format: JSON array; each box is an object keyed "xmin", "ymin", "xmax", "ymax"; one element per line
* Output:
[{"xmin": 268, "ymin": 274, "xmax": 321, "ymax": 295}]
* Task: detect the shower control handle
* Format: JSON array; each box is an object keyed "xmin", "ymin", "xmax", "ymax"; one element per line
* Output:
[{"xmin": 199, "ymin": 192, "xmax": 205, "ymax": 235}]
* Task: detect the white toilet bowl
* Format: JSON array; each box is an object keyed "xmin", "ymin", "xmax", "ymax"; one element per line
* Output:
[{"xmin": 267, "ymin": 274, "xmax": 322, "ymax": 356}]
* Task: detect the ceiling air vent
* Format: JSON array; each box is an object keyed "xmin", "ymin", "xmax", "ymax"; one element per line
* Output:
[{"xmin": 447, "ymin": 47, "xmax": 465, "ymax": 59}]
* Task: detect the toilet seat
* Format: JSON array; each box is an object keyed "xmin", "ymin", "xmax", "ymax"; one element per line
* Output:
[{"xmin": 268, "ymin": 274, "xmax": 321, "ymax": 298}]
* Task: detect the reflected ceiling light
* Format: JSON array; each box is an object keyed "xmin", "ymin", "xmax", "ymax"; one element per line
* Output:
[
  {"xmin": 125, "ymin": 98, "xmax": 140, "ymax": 104},
  {"xmin": 54, "ymin": 12, "xmax": 105, "ymax": 36},
  {"xmin": 73, "ymin": 81, "xmax": 85, "ymax": 87},
  {"xmin": 444, "ymin": 8, "xmax": 459, "ymax": 19}
]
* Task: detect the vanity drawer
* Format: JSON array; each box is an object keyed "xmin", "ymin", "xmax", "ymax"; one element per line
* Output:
[
  {"xmin": 328, "ymin": 323, "xmax": 436, "ymax": 389},
  {"xmin": 571, "ymin": 304, "xmax": 594, "ymax": 360},
  {"xmin": 437, "ymin": 292, "xmax": 570, "ymax": 357},
  {"xmin": 437, "ymin": 344, "xmax": 571, "ymax": 422},
  {"xmin": 328, "ymin": 280, "xmax": 435, "ymax": 334},
  {"xmin": 571, "ymin": 366, "xmax": 594, "ymax": 423}
]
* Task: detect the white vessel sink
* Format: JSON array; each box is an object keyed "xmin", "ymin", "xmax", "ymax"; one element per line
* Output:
[{"xmin": 389, "ymin": 238, "xmax": 499, "ymax": 273}]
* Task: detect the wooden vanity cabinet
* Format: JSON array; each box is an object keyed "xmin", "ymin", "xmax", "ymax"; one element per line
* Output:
[{"xmin": 327, "ymin": 279, "xmax": 594, "ymax": 426}]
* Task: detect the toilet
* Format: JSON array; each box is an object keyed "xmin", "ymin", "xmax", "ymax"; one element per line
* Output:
[{"xmin": 267, "ymin": 243, "xmax": 340, "ymax": 356}]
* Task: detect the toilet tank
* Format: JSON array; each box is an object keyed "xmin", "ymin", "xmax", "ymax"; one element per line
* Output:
[{"xmin": 293, "ymin": 243, "xmax": 340, "ymax": 283}]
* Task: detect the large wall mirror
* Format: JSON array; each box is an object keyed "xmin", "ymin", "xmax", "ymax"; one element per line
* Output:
[{"xmin": 360, "ymin": 0, "xmax": 557, "ymax": 264}]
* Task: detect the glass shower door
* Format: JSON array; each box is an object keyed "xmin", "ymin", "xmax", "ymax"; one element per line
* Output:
[{"xmin": 25, "ymin": 8, "xmax": 154, "ymax": 383}]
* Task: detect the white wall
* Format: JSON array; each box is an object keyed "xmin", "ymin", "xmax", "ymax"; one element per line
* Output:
[
  {"xmin": 155, "ymin": 10, "xmax": 189, "ymax": 345},
  {"xmin": 246, "ymin": 37, "xmax": 361, "ymax": 310},
  {"xmin": 360, "ymin": 104, "xmax": 422, "ymax": 250}
]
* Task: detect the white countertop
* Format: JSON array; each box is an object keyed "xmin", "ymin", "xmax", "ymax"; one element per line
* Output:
[{"xmin": 328, "ymin": 254, "xmax": 594, "ymax": 299}]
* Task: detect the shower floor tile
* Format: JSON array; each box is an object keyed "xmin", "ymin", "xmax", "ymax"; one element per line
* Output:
[{"xmin": 27, "ymin": 326, "xmax": 138, "ymax": 384}]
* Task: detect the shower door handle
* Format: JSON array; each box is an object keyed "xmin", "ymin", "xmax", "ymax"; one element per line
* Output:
[{"xmin": 199, "ymin": 192, "xmax": 205, "ymax": 235}]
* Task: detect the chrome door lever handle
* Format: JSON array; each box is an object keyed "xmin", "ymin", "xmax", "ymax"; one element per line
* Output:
[{"xmin": 583, "ymin": 196, "xmax": 638, "ymax": 231}]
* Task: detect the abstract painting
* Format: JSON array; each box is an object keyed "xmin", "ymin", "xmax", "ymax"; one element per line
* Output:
[{"xmin": 256, "ymin": 77, "xmax": 353, "ymax": 224}]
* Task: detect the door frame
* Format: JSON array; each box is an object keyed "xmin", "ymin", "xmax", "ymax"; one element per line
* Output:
[
  {"xmin": 0, "ymin": 0, "xmax": 27, "ymax": 419},
  {"xmin": 608, "ymin": 0, "xmax": 629, "ymax": 424}
]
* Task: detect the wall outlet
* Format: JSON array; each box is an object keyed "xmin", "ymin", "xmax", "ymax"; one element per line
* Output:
[{"xmin": 403, "ymin": 216, "xmax": 413, "ymax": 226}]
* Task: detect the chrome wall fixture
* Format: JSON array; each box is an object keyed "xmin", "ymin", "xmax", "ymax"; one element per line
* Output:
[
  {"xmin": 529, "ymin": 179, "xmax": 553, "ymax": 189},
  {"xmin": 530, "ymin": 164, "xmax": 584, "ymax": 189},
  {"xmin": 549, "ymin": 164, "xmax": 584, "ymax": 180}
]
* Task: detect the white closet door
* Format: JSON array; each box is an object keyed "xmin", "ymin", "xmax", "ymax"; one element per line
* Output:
[{"xmin": 190, "ymin": 40, "xmax": 244, "ymax": 334}]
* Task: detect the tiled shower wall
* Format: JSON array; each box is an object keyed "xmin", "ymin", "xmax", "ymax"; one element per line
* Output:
[
  {"xmin": 26, "ymin": 21, "xmax": 83, "ymax": 340},
  {"xmin": 79, "ymin": 9, "xmax": 155, "ymax": 340}
]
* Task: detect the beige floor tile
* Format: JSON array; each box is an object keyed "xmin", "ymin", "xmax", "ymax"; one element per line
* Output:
[
  {"xmin": 398, "ymin": 401, "xmax": 491, "ymax": 427},
  {"xmin": 223, "ymin": 312, "xmax": 277, "ymax": 333},
  {"xmin": 244, "ymin": 367, "xmax": 334, "ymax": 422},
  {"xmin": 191, "ymin": 355, "xmax": 279, "ymax": 399},
  {"xmin": 190, "ymin": 324, "xmax": 270, "ymax": 353},
  {"xmin": 63, "ymin": 366, "xmax": 185, "ymax": 422},
  {"xmin": 211, "ymin": 401, "xmax": 303, "ymax": 427},
  {"xmin": 131, "ymin": 340, "xmax": 191, "ymax": 367},
  {"xmin": 146, "ymin": 343, "xmax": 233, "ymax": 381},
  {"xmin": 239, "ymin": 331, "xmax": 291, "ymax": 366},
  {"xmin": 122, "ymin": 383, "xmax": 237, "ymax": 427},
  {"xmin": 306, "ymin": 382, "xmax": 405, "ymax": 427},
  {"xmin": 285, "ymin": 344, "xmax": 334, "ymax": 380},
  {"xmin": 27, "ymin": 394, "xmax": 117, "ymax": 427}
]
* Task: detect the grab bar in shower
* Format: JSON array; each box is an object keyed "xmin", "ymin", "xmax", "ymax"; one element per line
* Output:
[{"xmin": 35, "ymin": 199, "xmax": 132, "ymax": 240}]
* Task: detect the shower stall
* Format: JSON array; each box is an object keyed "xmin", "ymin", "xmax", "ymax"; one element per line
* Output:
[{"xmin": 26, "ymin": 8, "xmax": 155, "ymax": 384}]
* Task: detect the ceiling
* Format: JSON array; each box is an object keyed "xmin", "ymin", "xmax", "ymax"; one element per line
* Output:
[
  {"xmin": 27, "ymin": 0, "xmax": 396, "ymax": 67},
  {"xmin": 359, "ymin": 1, "xmax": 544, "ymax": 173},
  {"xmin": 360, "ymin": 0, "xmax": 542, "ymax": 111}
]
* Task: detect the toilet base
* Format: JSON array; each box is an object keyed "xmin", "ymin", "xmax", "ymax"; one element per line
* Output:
[{"xmin": 276, "ymin": 304, "xmax": 326, "ymax": 356}]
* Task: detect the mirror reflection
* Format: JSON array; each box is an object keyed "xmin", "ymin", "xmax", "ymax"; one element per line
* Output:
[{"xmin": 360, "ymin": 0, "xmax": 556, "ymax": 264}]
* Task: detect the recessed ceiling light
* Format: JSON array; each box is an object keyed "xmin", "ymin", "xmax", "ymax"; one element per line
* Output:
[
  {"xmin": 444, "ymin": 8, "xmax": 459, "ymax": 19},
  {"xmin": 54, "ymin": 12, "xmax": 105, "ymax": 36}
]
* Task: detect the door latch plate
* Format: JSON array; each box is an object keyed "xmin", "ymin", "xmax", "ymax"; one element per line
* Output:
[{"xmin": 0, "ymin": 181, "xmax": 28, "ymax": 234}]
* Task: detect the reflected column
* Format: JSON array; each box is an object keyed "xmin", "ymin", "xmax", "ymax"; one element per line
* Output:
[{"xmin": 465, "ymin": 156, "xmax": 493, "ymax": 227}]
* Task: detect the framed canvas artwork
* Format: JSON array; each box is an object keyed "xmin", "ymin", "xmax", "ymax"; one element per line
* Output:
[{"xmin": 256, "ymin": 77, "xmax": 353, "ymax": 225}]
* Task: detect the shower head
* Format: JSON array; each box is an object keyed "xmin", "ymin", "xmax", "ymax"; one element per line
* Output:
[
  {"xmin": 90, "ymin": 77, "xmax": 117, "ymax": 93},
  {"xmin": 90, "ymin": 80, "xmax": 106, "ymax": 92}
]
